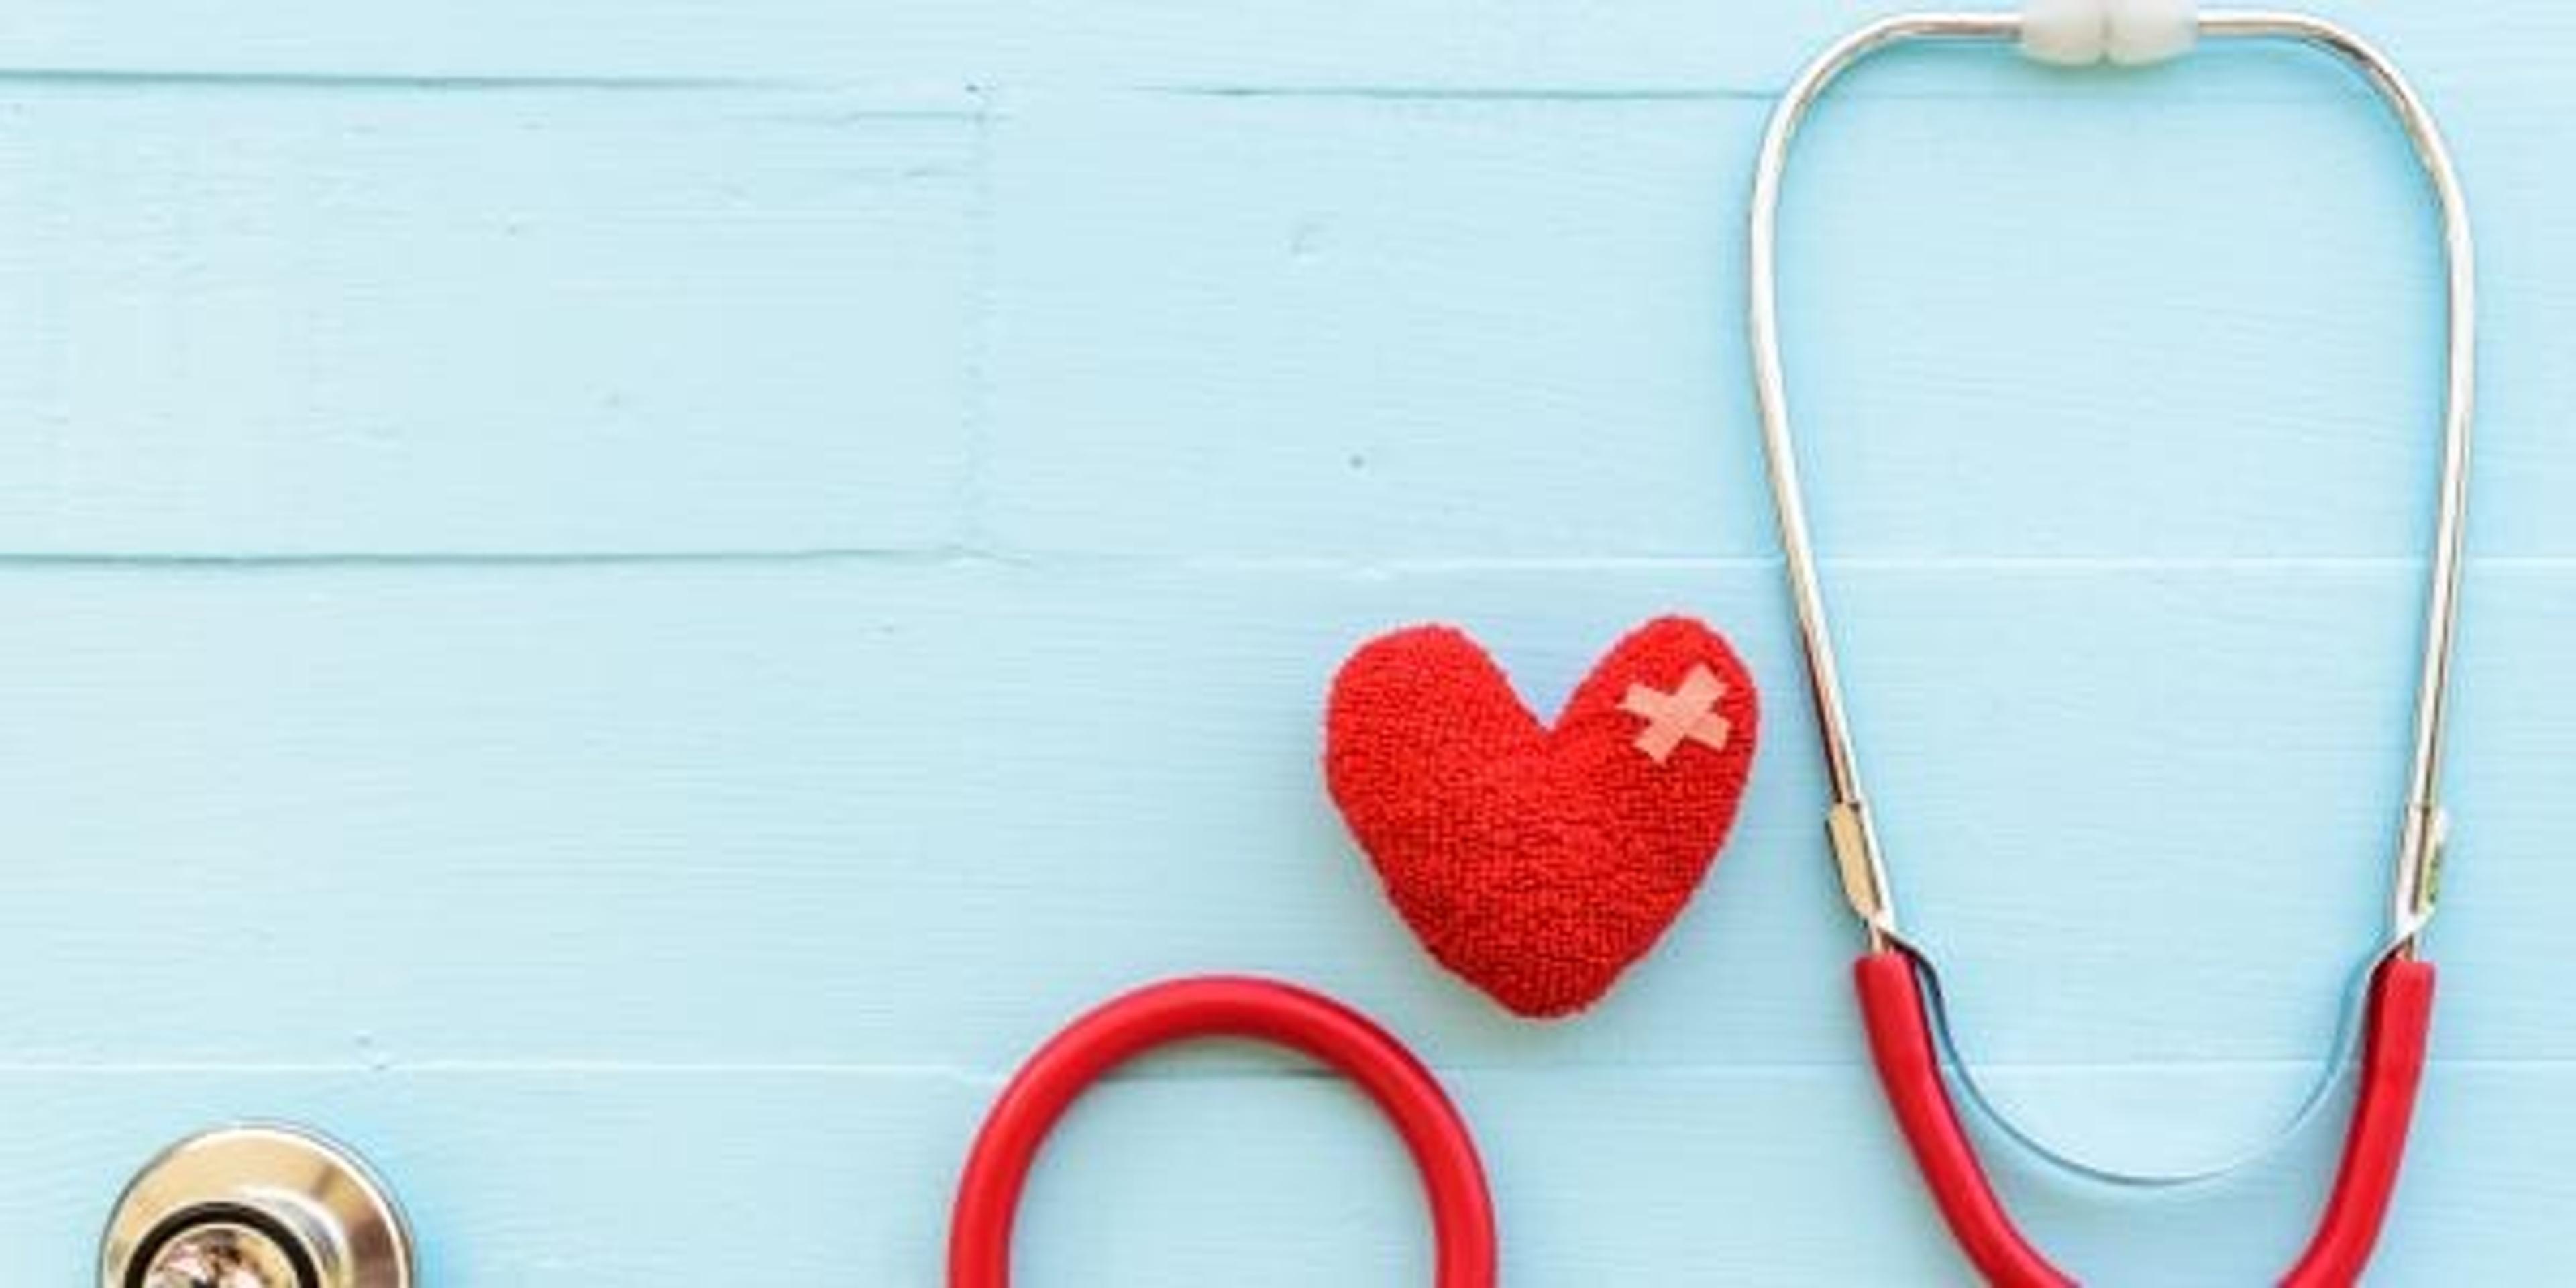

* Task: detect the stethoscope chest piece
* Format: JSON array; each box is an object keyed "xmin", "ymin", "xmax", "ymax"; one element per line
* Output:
[{"xmin": 100, "ymin": 1124, "xmax": 413, "ymax": 1288}]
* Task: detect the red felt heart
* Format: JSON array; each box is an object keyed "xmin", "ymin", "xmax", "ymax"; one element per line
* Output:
[{"xmin": 1325, "ymin": 617, "xmax": 1758, "ymax": 1018}]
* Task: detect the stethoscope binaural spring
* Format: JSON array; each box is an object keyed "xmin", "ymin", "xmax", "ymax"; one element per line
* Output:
[{"xmin": 1750, "ymin": 7, "xmax": 2472, "ymax": 1285}]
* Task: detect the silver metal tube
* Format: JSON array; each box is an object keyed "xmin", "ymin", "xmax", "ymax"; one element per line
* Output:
[{"xmin": 1747, "ymin": 10, "xmax": 2476, "ymax": 949}]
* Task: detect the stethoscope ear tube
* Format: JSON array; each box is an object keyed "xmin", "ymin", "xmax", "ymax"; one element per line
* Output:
[
  {"xmin": 2284, "ymin": 957, "xmax": 2436, "ymax": 1287},
  {"xmin": 947, "ymin": 976, "xmax": 1499, "ymax": 1287},
  {"xmin": 1856, "ymin": 951, "xmax": 2436, "ymax": 1286},
  {"xmin": 1854, "ymin": 953, "xmax": 2071, "ymax": 1287},
  {"xmin": 1753, "ymin": 6, "xmax": 2473, "ymax": 1279}
]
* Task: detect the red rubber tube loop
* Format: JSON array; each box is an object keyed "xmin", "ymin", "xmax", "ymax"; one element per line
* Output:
[
  {"xmin": 949, "ymin": 975, "xmax": 1499, "ymax": 1288},
  {"xmin": 1856, "ymin": 951, "xmax": 2434, "ymax": 1287},
  {"xmin": 2284, "ymin": 957, "xmax": 2437, "ymax": 1287}
]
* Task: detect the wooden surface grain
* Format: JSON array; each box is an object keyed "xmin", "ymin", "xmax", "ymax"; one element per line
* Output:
[{"xmin": 1, "ymin": 4, "xmax": 2568, "ymax": 1282}]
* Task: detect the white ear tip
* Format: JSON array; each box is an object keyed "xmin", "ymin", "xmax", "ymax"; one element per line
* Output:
[
  {"xmin": 2021, "ymin": 0, "xmax": 2108, "ymax": 66},
  {"xmin": 2110, "ymin": 0, "xmax": 2200, "ymax": 64}
]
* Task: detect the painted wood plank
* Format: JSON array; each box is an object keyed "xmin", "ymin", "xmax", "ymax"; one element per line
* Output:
[
  {"xmin": 0, "ymin": 44, "xmax": 2567, "ymax": 559},
  {"xmin": 0, "ymin": 561, "xmax": 2554, "ymax": 1073},
  {"xmin": 980, "ymin": 80, "xmax": 2565, "ymax": 559},
  {"xmin": 0, "ymin": 83, "xmax": 977, "ymax": 553},
  {"xmin": 0, "ymin": 1, "xmax": 2557, "ymax": 99},
  {"xmin": 0, "ymin": 1061, "xmax": 2563, "ymax": 1283}
]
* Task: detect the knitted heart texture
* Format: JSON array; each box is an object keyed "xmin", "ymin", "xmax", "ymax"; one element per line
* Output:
[{"xmin": 1325, "ymin": 617, "xmax": 1758, "ymax": 1018}]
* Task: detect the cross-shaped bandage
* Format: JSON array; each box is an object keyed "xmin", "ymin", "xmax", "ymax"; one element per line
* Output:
[{"xmin": 1619, "ymin": 664, "xmax": 1733, "ymax": 765}]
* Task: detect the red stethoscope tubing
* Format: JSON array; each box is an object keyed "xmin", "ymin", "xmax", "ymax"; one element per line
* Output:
[
  {"xmin": 948, "ymin": 975, "xmax": 1499, "ymax": 1288},
  {"xmin": 1856, "ymin": 951, "xmax": 2436, "ymax": 1287}
]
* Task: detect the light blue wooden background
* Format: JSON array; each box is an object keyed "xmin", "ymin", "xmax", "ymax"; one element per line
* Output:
[{"xmin": 1, "ymin": 2, "xmax": 2567, "ymax": 1282}]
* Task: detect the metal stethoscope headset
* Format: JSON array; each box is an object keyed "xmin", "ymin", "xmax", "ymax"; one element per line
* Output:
[
  {"xmin": 951, "ymin": 7, "xmax": 2473, "ymax": 1285},
  {"xmin": 1753, "ymin": 7, "xmax": 2472, "ymax": 1286}
]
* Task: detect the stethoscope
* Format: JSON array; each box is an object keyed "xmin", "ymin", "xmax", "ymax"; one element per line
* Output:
[
  {"xmin": 949, "ymin": 6, "xmax": 2474, "ymax": 1286},
  {"xmin": 949, "ymin": 977, "xmax": 1499, "ymax": 1287},
  {"xmin": 1750, "ymin": 7, "xmax": 2472, "ymax": 1287}
]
